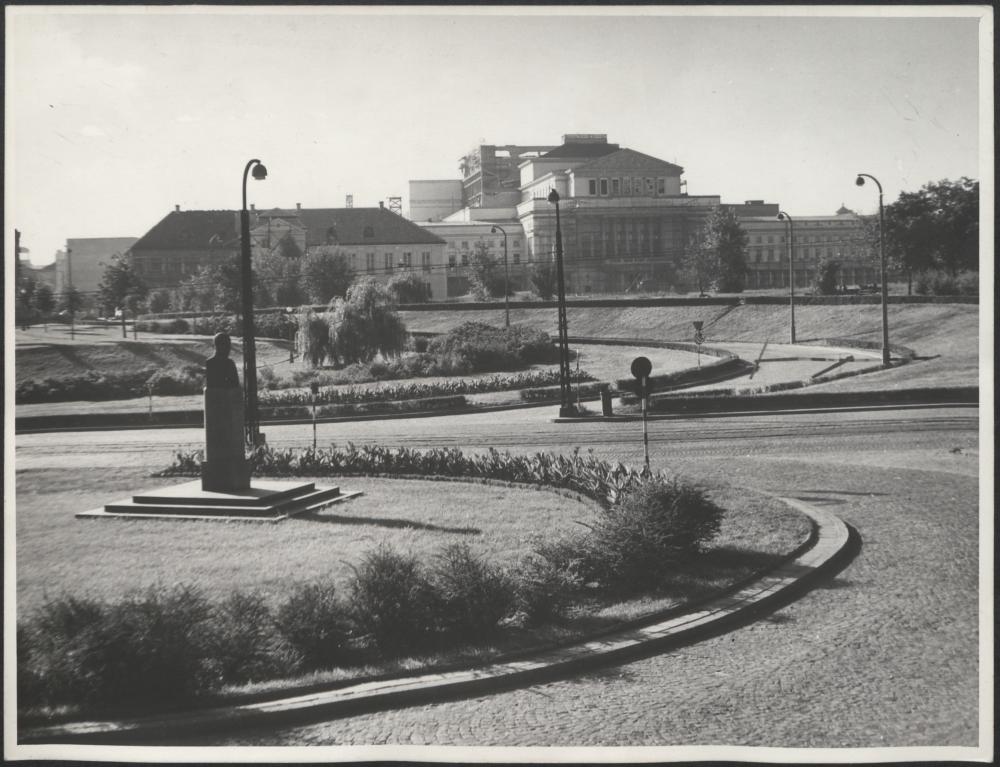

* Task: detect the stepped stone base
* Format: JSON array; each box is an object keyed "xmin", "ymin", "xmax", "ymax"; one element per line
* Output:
[{"xmin": 76, "ymin": 480, "xmax": 362, "ymax": 523}]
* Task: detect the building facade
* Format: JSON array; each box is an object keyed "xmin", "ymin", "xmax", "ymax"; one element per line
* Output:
[
  {"xmin": 55, "ymin": 237, "xmax": 139, "ymax": 308},
  {"xmin": 130, "ymin": 204, "xmax": 447, "ymax": 299},
  {"xmin": 741, "ymin": 206, "xmax": 875, "ymax": 289},
  {"xmin": 417, "ymin": 219, "xmax": 528, "ymax": 298}
]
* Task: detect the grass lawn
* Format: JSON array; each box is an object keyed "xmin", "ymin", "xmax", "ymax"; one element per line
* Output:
[{"xmin": 16, "ymin": 462, "xmax": 812, "ymax": 709}]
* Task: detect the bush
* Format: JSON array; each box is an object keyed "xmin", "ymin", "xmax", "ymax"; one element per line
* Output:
[
  {"xmin": 146, "ymin": 365, "xmax": 203, "ymax": 396},
  {"xmin": 276, "ymin": 580, "xmax": 352, "ymax": 670},
  {"xmin": 914, "ymin": 269, "xmax": 979, "ymax": 296},
  {"xmin": 428, "ymin": 544, "xmax": 515, "ymax": 639},
  {"xmin": 512, "ymin": 552, "xmax": 583, "ymax": 625},
  {"xmin": 347, "ymin": 545, "xmax": 436, "ymax": 653},
  {"xmin": 209, "ymin": 591, "xmax": 292, "ymax": 684},
  {"xmin": 19, "ymin": 587, "xmax": 215, "ymax": 708},
  {"xmin": 428, "ymin": 322, "xmax": 558, "ymax": 373},
  {"xmin": 586, "ymin": 479, "xmax": 725, "ymax": 592}
]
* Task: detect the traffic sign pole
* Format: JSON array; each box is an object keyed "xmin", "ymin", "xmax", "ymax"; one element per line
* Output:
[{"xmin": 641, "ymin": 375, "xmax": 650, "ymax": 474}]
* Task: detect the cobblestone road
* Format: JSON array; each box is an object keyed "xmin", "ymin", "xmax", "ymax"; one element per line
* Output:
[{"xmin": 197, "ymin": 436, "xmax": 980, "ymax": 749}]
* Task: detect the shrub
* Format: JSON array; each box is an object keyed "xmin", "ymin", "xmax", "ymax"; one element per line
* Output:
[
  {"xmin": 587, "ymin": 479, "xmax": 725, "ymax": 592},
  {"xmin": 427, "ymin": 322, "xmax": 558, "ymax": 373},
  {"xmin": 276, "ymin": 580, "xmax": 352, "ymax": 670},
  {"xmin": 388, "ymin": 272, "xmax": 432, "ymax": 304},
  {"xmin": 146, "ymin": 365, "xmax": 203, "ymax": 396},
  {"xmin": 512, "ymin": 552, "xmax": 583, "ymax": 625},
  {"xmin": 255, "ymin": 311, "xmax": 297, "ymax": 340},
  {"xmin": 347, "ymin": 545, "xmax": 436, "ymax": 653},
  {"xmin": 913, "ymin": 269, "xmax": 979, "ymax": 296},
  {"xmin": 209, "ymin": 591, "xmax": 292, "ymax": 684},
  {"xmin": 428, "ymin": 544, "xmax": 515, "ymax": 639},
  {"xmin": 19, "ymin": 587, "xmax": 215, "ymax": 708}
]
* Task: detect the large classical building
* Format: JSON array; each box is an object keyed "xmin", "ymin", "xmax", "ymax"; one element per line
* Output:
[
  {"xmin": 409, "ymin": 133, "xmax": 873, "ymax": 295},
  {"xmin": 130, "ymin": 203, "xmax": 448, "ymax": 299}
]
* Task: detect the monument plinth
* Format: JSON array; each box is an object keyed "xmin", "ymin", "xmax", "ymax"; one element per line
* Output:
[{"xmin": 78, "ymin": 332, "xmax": 361, "ymax": 522}]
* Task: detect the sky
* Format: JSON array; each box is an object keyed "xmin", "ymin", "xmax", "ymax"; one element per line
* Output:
[{"xmin": 5, "ymin": 6, "xmax": 989, "ymax": 267}]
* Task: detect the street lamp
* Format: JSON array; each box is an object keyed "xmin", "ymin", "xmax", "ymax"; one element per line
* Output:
[
  {"xmin": 855, "ymin": 173, "xmax": 890, "ymax": 366},
  {"xmin": 490, "ymin": 224, "xmax": 511, "ymax": 328},
  {"xmin": 547, "ymin": 189, "xmax": 575, "ymax": 417},
  {"xmin": 776, "ymin": 211, "xmax": 796, "ymax": 344},
  {"xmin": 241, "ymin": 158, "xmax": 268, "ymax": 447}
]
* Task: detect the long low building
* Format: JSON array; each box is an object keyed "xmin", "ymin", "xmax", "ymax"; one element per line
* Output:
[{"xmin": 129, "ymin": 203, "xmax": 448, "ymax": 299}]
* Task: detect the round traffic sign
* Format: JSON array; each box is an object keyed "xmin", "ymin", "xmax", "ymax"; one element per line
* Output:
[{"xmin": 630, "ymin": 356, "xmax": 652, "ymax": 380}]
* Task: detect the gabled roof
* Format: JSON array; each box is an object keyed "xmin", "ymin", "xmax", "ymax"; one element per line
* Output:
[
  {"xmin": 131, "ymin": 211, "xmax": 239, "ymax": 251},
  {"xmin": 541, "ymin": 141, "xmax": 620, "ymax": 159},
  {"xmin": 573, "ymin": 148, "xmax": 684, "ymax": 175}
]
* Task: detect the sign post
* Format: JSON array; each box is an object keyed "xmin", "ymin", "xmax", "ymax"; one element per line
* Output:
[
  {"xmin": 630, "ymin": 356, "xmax": 653, "ymax": 475},
  {"xmin": 693, "ymin": 320, "xmax": 705, "ymax": 369},
  {"xmin": 310, "ymin": 381, "xmax": 319, "ymax": 450}
]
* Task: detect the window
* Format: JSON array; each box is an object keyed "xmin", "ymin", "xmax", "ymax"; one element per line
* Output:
[
  {"xmin": 767, "ymin": 248, "xmax": 774, "ymax": 261},
  {"xmin": 448, "ymin": 253, "xmax": 457, "ymax": 269},
  {"xmin": 402, "ymin": 252, "xmax": 412, "ymax": 268},
  {"xmin": 611, "ymin": 178, "xmax": 620, "ymax": 195},
  {"xmin": 366, "ymin": 252, "xmax": 375, "ymax": 272},
  {"xmin": 600, "ymin": 178, "xmax": 609, "ymax": 195},
  {"xmin": 461, "ymin": 241, "xmax": 469, "ymax": 249},
  {"xmin": 461, "ymin": 251, "xmax": 469, "ymax": 266},
  {"xmin": 766, "ymin": 235, "xmax": 773, "ymax": 244},
  {"xmin": 384, "ymin": 253, "xmax": 394, "ymax": 272},
  {"xmin": 421, "ymin": 252, "xmax": 431, "ymax": 272},
  {"xmin": 624, "ymin": 177, "xmax": 632, "ymax": 195},
  {"xmin": 588, "ymin": 179, "xmax": 597, "ymax": 195},
  {"xmin": 349, "ymin": 252, "xmax": 357, "ymax": 269},
  {"xmin": 513, "ymin": 251, "xmax": 520, "ymax": 265},
  {"xmin": 645, "ymin": 178, "xmax": 654, "ymax": 194},
  {"xmin": 656, "ymin": 178, "xmax": 666, "ymax": 195}
]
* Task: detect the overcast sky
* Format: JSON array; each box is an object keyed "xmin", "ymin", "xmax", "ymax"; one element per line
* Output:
[{"xmin": 5, "ymin": 6, "xmax": 989, "ymax": 266}]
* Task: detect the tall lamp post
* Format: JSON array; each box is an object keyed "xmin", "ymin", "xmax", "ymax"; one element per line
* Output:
[
  {"xmin": 241, "ymin": 158, "xmax": 268, "ymax": 447},
  {"xmin": 490, "ymin": 224, "xmax": 511, "ymax": 328},
  {"xmin": 547, "ymin": 189, "xmax": 575, "ymax": 417},
  {"xmin": 855, "ymin": 173, "xmax": 890, "ymax": 366},
  {"xmin": 776, "ymin": 211, "xmax": 796, "ymax": 343}
]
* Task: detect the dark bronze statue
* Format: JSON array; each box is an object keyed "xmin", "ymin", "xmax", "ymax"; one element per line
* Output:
[{"xmin": 206, "ymin": 332, "xmax": 240, "ymax": 389}]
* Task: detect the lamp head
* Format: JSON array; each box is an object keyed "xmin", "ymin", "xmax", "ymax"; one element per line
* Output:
[
  {"xmin": 777, "ymin": 212, "xmax": 787, "ymax": 221},
  {"xmin": 490, "ymin": 226, "xmax": 498, "ymax": 234},
  {"xmin": 252, "ymin": 163, "xmax": 268, "ymax": 181},
  {"xmin": 547, "ymin": 189, "xmax": 560, "ymax": 204},
  {"xmin": 855, "ymin": 175, "xmax": 865, "ymax": 187}
]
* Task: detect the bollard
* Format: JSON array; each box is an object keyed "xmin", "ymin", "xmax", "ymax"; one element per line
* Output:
[{"xmin": 600, "ymin": 385, "xmax": 613, "ymax": 417}]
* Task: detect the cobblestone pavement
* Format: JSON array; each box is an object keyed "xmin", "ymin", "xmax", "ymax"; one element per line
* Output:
[{"xmin": 195, "ymin": 438, "xmax": 980, "ymax": 749}]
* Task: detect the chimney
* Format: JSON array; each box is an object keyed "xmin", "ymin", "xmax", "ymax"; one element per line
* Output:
[
  {"xmin": 174, "ymin": 204, "xmax": 180, "ymax": 212},
  {"xmin": 378, "ymin": 201, "xmax": 384, "ymax": 209},
  {"xmin": 296, "ymin": 202, "xmax": 301, "ymax": 210},
  {"xmin": 250, "ymin": 204, "xmax": 255, "ymax": 211}
]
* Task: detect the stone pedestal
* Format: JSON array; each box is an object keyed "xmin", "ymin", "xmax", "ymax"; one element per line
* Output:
[{"xmin": 201, "ymin": 387, "xmax": 250, "ymax": 492}]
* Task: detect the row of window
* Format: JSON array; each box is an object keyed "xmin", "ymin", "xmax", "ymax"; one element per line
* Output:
[
  {"xmin": 447, "ymin": 250, "xmax": 526, "ymax": 268},
  {"xmin": 750, "ymin": 246, "xmax": 858, "ymax": 263},
  {"xmin": 454, "ymin": 239, "xmax": 521, "ymax": 251},
  {"xmin": 585, "ymin": 176, "xmax": 669, "ymax": 197},
  {"xmin": 751, "ymin": 233, "xmax": 859, "ymax": 245}
]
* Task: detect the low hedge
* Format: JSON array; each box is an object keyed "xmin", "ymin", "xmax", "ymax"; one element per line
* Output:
[
  {"xmin": 519, "ymin": 381, "xmax": 608, "ymax": 402},
  {"xmin": 260, "ymin": 395, "xmax": 467, "ymax": 420}
]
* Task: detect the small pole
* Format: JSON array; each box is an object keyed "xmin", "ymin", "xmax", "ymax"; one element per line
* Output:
[
  {"xmin": 641, "ymin": 376, "xmax": 650, "ymax": 474},
  {"xmin": 310, "ymin": 382, "xmax": 319, "ymax": 450},
  {"xmin": 147, "ymin": 384, "xmax": 153, "ymax": 419}
]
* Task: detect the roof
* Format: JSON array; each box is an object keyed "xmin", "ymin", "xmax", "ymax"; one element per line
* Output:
[
  {"xmin": 572, "ymin": 148, "xmax": 684, "ymax": 175},
  {"xmin": 132, "ymin": 207, "xmax": 444, "ymax": 252},
  {"xmin": 541, "ymin": 141, "xmax": 620, "ymax": 159},
  {"xmin": 65, "ymin": 236, "xmax": 140, "ymax": 258},
  {"xmin": 131, "ymin": 211, "xmax": 239, "ymax": 251}
]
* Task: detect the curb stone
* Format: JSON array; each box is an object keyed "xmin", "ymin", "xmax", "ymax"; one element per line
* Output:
[{"xmin": 20, "ymin": 498, "xmax": 852, "ymax": 745}]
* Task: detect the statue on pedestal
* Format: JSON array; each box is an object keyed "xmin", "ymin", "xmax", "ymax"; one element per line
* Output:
[{"xmin": 202, "ymin": 332, "xmax": 251, "ymax": 492}]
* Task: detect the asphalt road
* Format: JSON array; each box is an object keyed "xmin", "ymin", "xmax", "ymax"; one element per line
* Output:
[{"xmin": 13, "ymin": 406, "xmax": 985, "ymax": 751}]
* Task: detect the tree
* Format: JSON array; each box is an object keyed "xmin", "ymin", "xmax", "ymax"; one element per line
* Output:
[
  {"xmin": 295, "ymin": 308, "xmax": 334, "ymax": 368},
  {"xmin": 59, "ymin": 285, "xmax": 83, "ymax": 317},
  {"xmin": 302, "ymin": 250, "xmax": 354, "ymax": 304},
  {"xmin": 254, "ymin": 249, "xmax": 305, "ymax": 308},
  {"xmin": 469, "ymin": 242, "xmax": 506, "ymax": 300},
  {"xmin": 387, "ymin": 271, "xmax": 431, "ymax": 304},
  {"xmin": 678, "ymin": 232, "xmax": 717, "ymax": 296},
  {"xmin": 813, "ymin": 255, "xmax": 841, "ymax": 295},
  {"xmin": 96, "ymin": 253, "xmax": 148, "ymax": 318},
  {"xmin": 17, "ymin": 275, "xmax": 37, "ymax": 329},
  {"xmin": 34, "ymin": 284, "xmax": 55, "ymax": 317},
  {"xmin": 884, "ymin": 177, "xmax": 979, "ymax": 276},
  {"xmin": 701, "ymin": 208, "xmax": 748, "ymax": 293},
  {"xmin": 147, "ymin": 289, "xmax": 172, "ymax": 314},
  {"xmin": 327, "ymin": 277, "xmax": 407, "ymax": 366},
  {"xmin": 173, "ymin": 257, "xmax": 244, "ymax": 314},
  {"xmin": 529, "ymin": 262, "xmax": 557, "ymax": 300}
]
